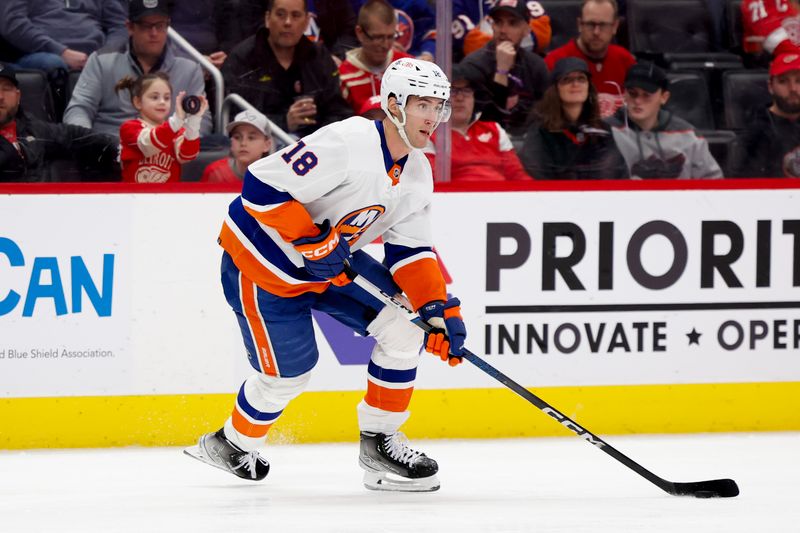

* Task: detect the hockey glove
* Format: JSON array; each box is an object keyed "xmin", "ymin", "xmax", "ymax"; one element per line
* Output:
[
  {"xmin": 292, "ymin": 219, "xmax": 352, "ymax": 286},
  {"xmin": 418, "ymin": 298, "xmax": 466, "ymax": 366}
]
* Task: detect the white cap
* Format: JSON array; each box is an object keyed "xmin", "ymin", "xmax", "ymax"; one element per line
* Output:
[{"xmin": 225, "ymin": 110, "xmax": 272, "ymax": 137}]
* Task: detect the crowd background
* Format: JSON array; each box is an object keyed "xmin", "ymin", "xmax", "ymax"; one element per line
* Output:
[{"xmin": 0, "ymin": 0, "xmax": 797, "ymax": 183}]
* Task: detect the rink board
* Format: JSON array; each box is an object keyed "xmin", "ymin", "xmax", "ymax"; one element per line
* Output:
[{"xmin": 1, "ymin": 181, "xmax": 799, "ymax": 448}]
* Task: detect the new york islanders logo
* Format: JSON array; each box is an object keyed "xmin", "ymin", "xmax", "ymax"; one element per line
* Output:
[{"xmin": 336, "ymin": 205, "xmax": 386, "ymax": 246}]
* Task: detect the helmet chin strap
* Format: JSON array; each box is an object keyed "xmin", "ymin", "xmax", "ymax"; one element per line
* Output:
[
  {"xmin": 388, "ymin": 106, "xmax": 416, "ymax": 151},
  {"xmin": 388, "ymin": 106, "xmax": 442, "ymax": 152}
]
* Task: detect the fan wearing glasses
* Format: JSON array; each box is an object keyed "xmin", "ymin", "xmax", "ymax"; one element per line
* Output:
[
  {"xmin": 544, "ymin": 0, "xmax": 635, "ymax": 118},
  {"xmin": 340, "ymin": 0, "xmax": 413, "ymax": 116},
  {"xmin": 423, "ymin": 66, "xmax": 529, "ymax": 182}
]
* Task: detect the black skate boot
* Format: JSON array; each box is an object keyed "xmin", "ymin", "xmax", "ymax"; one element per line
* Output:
[
  {"xmin": 358, "ymin": 431, "xmax": 439, "ymax": 492},
  {"xmin": 184, "ymin": 428, "xmax": 270, "ymax": 481}
]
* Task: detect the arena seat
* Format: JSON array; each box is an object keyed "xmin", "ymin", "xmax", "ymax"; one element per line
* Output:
[
  {"xmin": 16, "ymin": 68, "xmax": 56, "ymax": 122},
  {"xmin": 664, "ymin": 71, "xmax": 716, "ymax": 130},
  {"xmin": 628, "ymin": 0, "xmax": 714, "ymax": 55},
  {"xmin": 541, "ymin": 0, "xmax": 583, "ymax": 52},
  {"xmin": 722, "ymin": 69, "xmax": 770, "ymax": 130},
  {"xmin": 181, "ymin": 148, "xmax": 230, "ymax": 182},
  {"xmin": 698, "ymin": 129, "xmax": 736, "ymax": 176}
]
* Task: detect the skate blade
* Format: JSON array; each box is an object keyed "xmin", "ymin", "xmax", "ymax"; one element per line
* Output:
[
  {"xmin": 183, "ymin": 444, "xmax": 231, "ymax": 475},
  {"xmin": 363, "ymin": 471, "xmax": 440, "ymax": 492}
]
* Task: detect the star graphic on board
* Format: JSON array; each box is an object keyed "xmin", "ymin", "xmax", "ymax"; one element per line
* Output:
[{"xmin": 686, "ymin": 328, "xmax": 702, "ymax": 345}]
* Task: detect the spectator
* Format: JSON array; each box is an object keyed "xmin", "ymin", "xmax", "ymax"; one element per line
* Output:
[
  {"xmin": 0, "ymin": 65, "xmax": 118, "ymax": 183},
  {"xmin": 117, "ymin": 72, "xmax": 206, "ymax": 183},
  {"xmin": 544, "ymin": 0, "xmax": 635, "ymax": 118},
  {"xmin": 63, "ymin": 0, "xmax": 212, "ymax": 138},
  {"xmin": 223, "ymin": 0, "xmax": 353, "ymax": 136},
  {"xmin": 423, "ymin": 67, "xmax": 529, "ymax": 182},
  {"xmin": 339, "ymin": 0, "xmax": 413, "ymax": 115},
  {"xmin": 305, "ymin": 0, "xmax": 359, "ymax": 62},
  {"xmin": 455, "ymin": 1, "xmax": 552, "ymax": 60},
  {"xmin": 0, "ymin": 0, "xmax": 127, "ymax": 73},
  {"xmin": 457, "ymin": 0, "xmax": 549, "ymax": 137},
  {"xmin": 519, "ymin": 57, "xmax": 629, "ymax": 180},
  {"xmin": 730, "ymin": 53, "xmax": 800, "ymax": 178},
  {"xmin": 606, "ymin": 62, "xmax": 723, "ymax": 179},
  {"xmin": 201, "ymin": 109, "xmax": 273, "ymax": 183},
  {"xmin": 741, "ymin": 0, "xmax": 800, "ymax": 56},
  {"xmin": 352, "ymin": 0, "xmax": 437, "ymax": 60}
]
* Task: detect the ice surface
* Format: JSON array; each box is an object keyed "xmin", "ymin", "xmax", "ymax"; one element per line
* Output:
[{"xmin": 1, "ymin": 433, "xmax": 798, "ymax": 532}]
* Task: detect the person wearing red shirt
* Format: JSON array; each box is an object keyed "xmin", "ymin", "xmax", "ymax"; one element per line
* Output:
[
  {"xmin": 201, "ymin": 109, "xmax": 273, "ymax": 184},
  {"xmin": 339, "ymin": 0, "xmax": 412, "ymax": 115},
  {"xmin": 117, "ymin": 71, "xmax": 206, "ymax": 183},
  {"xmin": 544, "ymin": 0, "xmax": 635, "ymax": 118},
  {"xmin": 423, "ymin": 68, "xmax": 529, "ymax": 182},
  {"xmin": 741, "ymin": 0, "xmax": 800, "ymax": 56}
]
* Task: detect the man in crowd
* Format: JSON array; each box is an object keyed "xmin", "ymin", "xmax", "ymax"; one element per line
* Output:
[
  {"xmin": 63, "ymin": 0, "xmax": 211, "ymax": 137},
  {"xmin": 339, "ymin": 0, "xmax": 412, "ymax": 115},
  {"xmin": 457, "ymin": 0, "xmax": 549, "ymax": 136},
  {"xmin": 0, "ymin": 0, "xmax": 127, "ymax": 73},
  {"xmin": 223, "ymin": 0, "xmax": 353, "ymax": 137},
  {"xmin": 730, "ymin": 53, "xmax": 800, "ymax": 178},
  {"xmin": 545, "ymin": 0, "xmax": 635, "ymax": 117},
  {"xmin": 606, "ymin": 62, "xmax": 723, "ymax": 179},
  {"xmin": 0, "ymin": 65, "xmax": 118, "ymax": 182}
]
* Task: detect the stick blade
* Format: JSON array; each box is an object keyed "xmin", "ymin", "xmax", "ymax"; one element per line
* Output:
[{"xmin": 671, "ymin": 478, "xmax": 739, "ymax": 498}]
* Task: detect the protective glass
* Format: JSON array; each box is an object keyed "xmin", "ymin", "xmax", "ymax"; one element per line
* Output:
[{"xmin": 403, "ymin": 98, "xmax": 452, "ymax": 123}]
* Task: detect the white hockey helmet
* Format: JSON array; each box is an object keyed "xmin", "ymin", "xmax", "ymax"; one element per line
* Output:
[
  {"xmin": 380, "ymin": 58, "xmax": 451, "ymax": 149},
  {"xmin": 380, "ymin": 58, "xmax": 451, "ymax": 120}
]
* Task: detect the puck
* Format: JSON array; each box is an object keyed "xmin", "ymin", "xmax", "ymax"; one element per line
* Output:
[{"xmin": 694, "ymin": 490, "xmax": 717, "ymax": 498}]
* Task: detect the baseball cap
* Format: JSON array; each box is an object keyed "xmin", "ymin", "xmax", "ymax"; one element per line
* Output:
[
  {"xmin": 0, "ymin": 64, "xmax": 18, "ymax": 88},
  {"xmin": 358, "ymin": 95, "xmax": 383, "ymax": 116},
  {"xmin": 550, "ymin": 57, "xmax": 590, "ymax": 85},
  {"xmin": 129, "ymin": 0, "xmax": 169, "ymax": 22},
  {"xmin": 489, "ymin": 0, "xmax": 531, "ymax": 22},
  {"xmin": 225, "ymin": 110, "xmax": 272, "ymax": 137},
  {"xmin": 770, "ymin": 53, "xmax": 800, "ymax": 77},
  {"xmin": 624, "ymin": 62, "xmax": 669, "ymax": 93}
]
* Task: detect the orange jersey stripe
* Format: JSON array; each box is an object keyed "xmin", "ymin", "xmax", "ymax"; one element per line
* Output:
[
  {"xmin": 365, "ymin": 382, "xmax": 414, "ymax": 413},
  {"xmin": 243, "ymin": 200, "xmax": 319, "ymax": 243},
  {"xmin": 240, "ymin": 275, "xmax": 277, "ymax": 376},
  {"xmin": 392, "ymin": 257, "xmax": 447, "ymax": 311},
  {"xmin": 231, "ymin": 406, "xmax": 273, "ymax": 438},
  {"xmin": 219, "ymin": 223, "xmax": 328, "ymax": 298}
]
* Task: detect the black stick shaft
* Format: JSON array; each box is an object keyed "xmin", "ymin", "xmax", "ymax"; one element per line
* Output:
[{"xmin": 344, "ymin": 265, "xmax": 739, "ymax": 498}]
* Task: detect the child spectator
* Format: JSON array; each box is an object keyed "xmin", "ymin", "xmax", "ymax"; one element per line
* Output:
[
  {"xmin": 116, "ymin": 72, "xmax": 208, "ymax": 183},
  {"xmin": 424, "ymin": 68, "xmax": 529, "ymax": 182},
  {"xmin": 606, "ymin": 62, "xmax": 723, "ymax": 179},
  {"xmin": 201, "ymin": 110, "xmax": 273, "ymax": 183},
  {"xmin": 520, "ymin": 57, "xmax": 629, "ymax": 180}
]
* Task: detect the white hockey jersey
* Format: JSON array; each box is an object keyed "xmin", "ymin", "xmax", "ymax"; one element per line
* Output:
[{"xmin": 218, "ymin": 116, "xmax": 447, "ymax": 309}]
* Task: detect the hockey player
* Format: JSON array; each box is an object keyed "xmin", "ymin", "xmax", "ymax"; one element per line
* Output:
[{"xmin": 185, "ymin": 58, "xmax": 467, "ymax": 492}]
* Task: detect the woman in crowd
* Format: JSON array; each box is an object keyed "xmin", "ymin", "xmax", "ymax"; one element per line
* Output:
[
  {"xmin": 424, "ymin": 66, "xmax": 529, "ymax": 182},
  {"xmin": 520, "ymin": 57, "xmax": 628, "ymax": 180}
]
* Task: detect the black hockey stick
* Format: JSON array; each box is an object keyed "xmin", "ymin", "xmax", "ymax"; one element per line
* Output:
[{"xmin": 344, "ymin": 264, "xmax": 739, "ymax": 498}]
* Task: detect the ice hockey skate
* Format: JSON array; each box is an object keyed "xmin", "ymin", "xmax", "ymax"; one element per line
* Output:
[
  {"xmin": 184, "ymin": 428, "xmax": 270, "ymax": 481},
  {"xmin": 358, "ymin": 431, "xmax": 440, "ymax": 492}
]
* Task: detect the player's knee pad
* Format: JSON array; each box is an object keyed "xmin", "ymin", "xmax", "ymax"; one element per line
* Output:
[
  {"xmin": 367, "ymin": 304, "xmax": 424, "ymax": 359},
  {"xmin": 247, "ymin": 371, "xmax": 312, "ymax": 407}
]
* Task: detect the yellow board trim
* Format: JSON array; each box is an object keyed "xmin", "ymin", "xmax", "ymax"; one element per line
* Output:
[{"xmin": 1, "ymin": 382, "xmax": 799, "ymax": 449}]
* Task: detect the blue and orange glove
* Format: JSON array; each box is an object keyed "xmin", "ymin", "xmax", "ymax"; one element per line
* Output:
[
  {"xmin": 292, "ymin": 219, "xmax": 352, "ymax": 286},
  {"xmin": 418, "ymin": 298, "xmax": 466, "ymax": 366}
]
